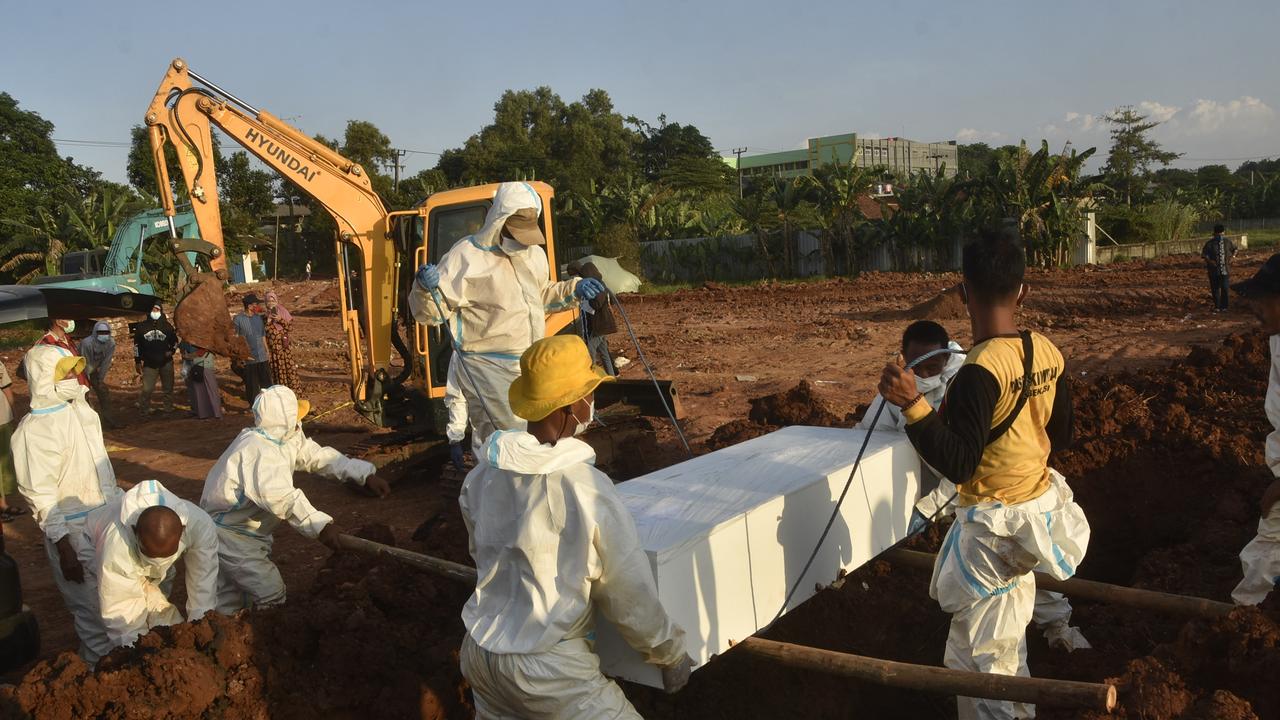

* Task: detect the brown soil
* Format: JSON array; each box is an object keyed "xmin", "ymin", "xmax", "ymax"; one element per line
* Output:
[
  {"xmin": 173, "ymin": 278, "xmax": 251, "ymax": 362},
  {"xmin": 4, "ymin": 254, "xmax": 1280, "ymax": 719},
  {"xmin": 865, "ymin": 283, "xmax": 968, "ymax": 322}
]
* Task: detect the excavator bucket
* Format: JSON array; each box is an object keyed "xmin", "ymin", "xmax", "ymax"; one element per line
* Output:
[{"xmin": 173, "ymin": 276, "xmax": 251, "ymax": 361}]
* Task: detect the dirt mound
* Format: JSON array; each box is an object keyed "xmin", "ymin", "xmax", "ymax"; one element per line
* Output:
[
  {"xmin": 707, "ymin": 381, "xmax": 852, "ymax": 449},
  {"xmin": 865, "ymin": 285, "xmax": 967, "ymax": 322},
  {"xmin": 0, "ymin": 524, "xmax": 473, "ymax": 720}
]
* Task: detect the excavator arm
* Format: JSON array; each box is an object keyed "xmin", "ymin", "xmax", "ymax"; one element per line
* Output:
[{"xmin": 144, "ymin": 58, "xmax": 397, "ymax": 409}]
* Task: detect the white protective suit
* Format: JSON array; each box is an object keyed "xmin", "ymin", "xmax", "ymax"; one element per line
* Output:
[
  {"xmin": 200, "ymin": 386, "xmax": 375, "ymax": 613},
  {"xmin": 932, "ymin": 470, "xmax": 1090, "ymax": 720},
  {"xmin": 444, "ymin": 353, "xmax": 471, "ymax": 448},
  {"xmin": 13, "ymin": 343, "xmax": 121, "ymax": 663},
  {"xmin": 459, "ymin": 429, "xmax": 687, "ymax": 719},
  {"xmin": 408, "ymin": 182, "xmax": 580, "ymax": 447},
  {"xmin": 1232, "ymin": 334, "xmax": 1280, "ymax": 605},
  {"xmin": 81, "ymin": 480, "xmax": 219, "ymax": 649}
]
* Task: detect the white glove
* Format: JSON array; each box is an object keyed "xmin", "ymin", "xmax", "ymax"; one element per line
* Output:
[{"xmin": 343, "ymin": 458, "xmax": 377, "ymax": 485}]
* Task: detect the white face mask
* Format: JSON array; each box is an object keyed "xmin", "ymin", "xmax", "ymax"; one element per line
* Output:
[
  {"xmin": 95, "ymin": 333, "xmax": 111, "ymax": 343},
  {"xmin": 60, "ymin": 320, "xmax": 75, "ymax": 334},
  {"xmin": 915, "ymin": 374, "xmax": 945, "ymax": 396},
  {"xmin": 500, "ymin": 235, "xmax": 528, "ymax": 255},
  {"xmin": 570, "ymin": 400, "xmax": 595, "ymax": 437},
  {"xmin": 138, "ymin": 548, "xmax": 180, "ymax": 578},
  {"xmin": 54, "ymin": 378, "xmax": 83, "ymax": 402},
  {"xmin": 150, "ymin": 310, "xmax": 161, "ymax": 320}
]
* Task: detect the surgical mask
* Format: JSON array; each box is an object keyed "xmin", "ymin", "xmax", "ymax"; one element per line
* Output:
[
  {"xmin": 915, "ymin": 374, "xmax": 945, "ymax": 396},
  {"xmin": 500, "ymin": 235, "xmax": 528, "ymax": 255},
  {"xmin": 60, "ymin": 320, "xmax": 75, "ymax": 334},
  {"xmin": 570, "ymin": 400, "xmax": 595, "ymax": 437},
  {"xmin": 95, "ymin": 333, "xmax": 111, "ymax": 343},
  {"xmin": 138, "ymin": 550, "xmax": 179, "ymax": 578},
  {"xmin": 54, "ymin": 378, "xmax": 83, "ymax": 402},
  {"xmin": 150, "ymin": 310, "xmax": 161, "ymax": 320}
]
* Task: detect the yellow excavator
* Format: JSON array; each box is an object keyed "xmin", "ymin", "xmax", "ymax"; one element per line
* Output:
[{"xmin": 144, "ymin": 58, "xmax": 678, "ymax": 433}]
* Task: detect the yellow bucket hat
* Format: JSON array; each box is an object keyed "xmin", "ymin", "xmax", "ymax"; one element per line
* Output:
[
  {"xmin": 508, "ymin": 336, "xmax": 614, "ymax": 421},
  {"xmin": 297, "ymin": 399, "xmax": 312, "ymax": 421},
  {"xmin": 54, "ymin": 355, "xmax": 86, "ymax": 380}
]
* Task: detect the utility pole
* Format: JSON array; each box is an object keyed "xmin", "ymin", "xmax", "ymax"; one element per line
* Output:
[
  {"xmin": 388, "ymin": 149, "xmax": 408, "ymax": 192},
  {"xmin": 733, "ymin": 147, "xmax": 748, "ymax": 198}
]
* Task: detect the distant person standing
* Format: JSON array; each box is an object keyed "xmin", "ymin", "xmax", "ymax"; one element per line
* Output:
[
  {"xmin": 79, "ymin": 322, "xmax": 116, "ymax": 428},
  {"xmin": 181, "ymin": 342, "xmax": 223, "ymax": 420},
  {"xmin": 1202, "ymin": 224, "xmax": 1236, "ymax": 312},
  {"xmin": 305, "ymin": 260, "xmax": 312, "ymax": 281},
  {"xmin": 133, "ymin": 305, "xmax": 178, "ymax": 415},
  {"xmin": 233, "ymin": 294, "xmax": 273, "ymax": 404},
  {"xmin": 264, "ymin": 291, "xmax": 299, "ymax": 389}
]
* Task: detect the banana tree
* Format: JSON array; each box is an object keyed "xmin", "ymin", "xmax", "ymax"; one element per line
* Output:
[{"xmin": 804, "ymin": 161, "xmax": 876, "ymax": 274}]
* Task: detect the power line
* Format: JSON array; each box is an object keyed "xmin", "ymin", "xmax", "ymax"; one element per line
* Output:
[{"xmin": 52, "ymin": 137, "xmax": 132, "ymax": 148}]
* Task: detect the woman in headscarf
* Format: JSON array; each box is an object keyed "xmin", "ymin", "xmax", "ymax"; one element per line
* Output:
[
  {"xmin": 182, "ymin": 342, "xmax": 223, "ymax": 420},
  {"xmin": 263, "ymin": 291, "xmax": 299, "ymax": 389}
]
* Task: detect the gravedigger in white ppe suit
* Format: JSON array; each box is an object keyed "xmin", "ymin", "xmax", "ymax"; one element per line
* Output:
[
  {"xmin": 13, "ymin": 343, "xmax": 121, "ymax": 663},
  {"xmin": 862, "ymin": 322, "xmax": 1091, "ymax": 653},
  {"xmin": 408, "ymin": 181, "xmax": 604, "ymax": 450},
  {"xmin": 459, "ymin": 335, "xmax": 692, "ymax": 719},
  {"xmin": 200, "ymin": 385, "xmax": 389, "ymax": 613},
  {"xmin": 879, "ymin": 235, "xmax": 1090, "ymax": 720},
  {"xmin": 80, "ymin": 480, "xmax": 219, "ymax": 649},
  {"xmin": 1229, "ymin": 256, "xmax": 1280, "ymax": 605}
]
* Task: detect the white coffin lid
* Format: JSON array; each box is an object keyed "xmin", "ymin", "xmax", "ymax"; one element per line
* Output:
[{"xmin": 617, "ymin": 425, "xmax": 904, "ymax": 561}]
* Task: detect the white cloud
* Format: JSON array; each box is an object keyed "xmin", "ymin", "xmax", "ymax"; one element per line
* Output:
[
  {"xmin": 1137, "ymin": 100, "xmax": 1180, "ymax": 124},
  {"xmin": 956, "ymin": 127, "xmax": 1005, "ymax": 143},
  {"xmin": 1184, "ymin": 96, "xmax": 1275, "ymax": 134}
]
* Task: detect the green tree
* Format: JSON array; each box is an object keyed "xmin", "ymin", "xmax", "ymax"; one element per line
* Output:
[
  {"xmin": 1103, "ymin": 106, "xmax": 1181, "ymax": 206},
  {"xmin": 804, "ymin": 161, "xmax": 877, "ymax": 274}
]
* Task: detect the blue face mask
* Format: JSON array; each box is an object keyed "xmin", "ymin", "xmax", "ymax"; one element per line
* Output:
[{"xmin": 95, "ymin": 334, "xmax": 111, "ymax": 343}]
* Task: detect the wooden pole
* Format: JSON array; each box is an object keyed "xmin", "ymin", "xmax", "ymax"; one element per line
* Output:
[
  {"xmin": 735, "ymin": 637, "xmax": 1116, "ymax": 712},
  {"xmin": 885, "ymin": 548, "xmax": 1234, "ymax": 619},
  {"xmin": 336, "ymin": 534, "xmax": 477, "ymax": 586}
]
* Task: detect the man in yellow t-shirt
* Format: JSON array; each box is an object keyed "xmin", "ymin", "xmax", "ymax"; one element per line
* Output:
[{"xmin": 879, "ymin": 229, "xmax": 1090, "ymax": 720}]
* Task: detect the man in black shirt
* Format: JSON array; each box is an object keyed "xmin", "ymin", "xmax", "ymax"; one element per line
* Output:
[
  {"xmin": 1202, "ymin": 224, "xmax": 1236, "ymax": 312},
  {"xmin": 133, "ymin": 304, "xmax": 178, "ymax": 415}
]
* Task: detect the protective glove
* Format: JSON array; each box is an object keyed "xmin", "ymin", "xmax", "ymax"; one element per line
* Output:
[
  {"xmin": 906, "ymin": 508, "xmax": 930, "ymax": 536},
  {"xmin": 56, "ymin": 538, "xmax": 85, "ymax": 584},
  {"xmin": 661, "ymin": 654, "xmax": 695, "ymax": 694},
  {"xmin": 344, "ymin": 458, "xmax": 377, "ymax": 484},
  {"xmin": 574, "ymin": 277, "xmax": 606, "ymax": 301},
  {"xmin": 450, "ymin": 442, "xmax": 465, "ymax": 472},
  {"xmin": 415, "ymin": 263, "xmax": 441, "ymax": 291}
]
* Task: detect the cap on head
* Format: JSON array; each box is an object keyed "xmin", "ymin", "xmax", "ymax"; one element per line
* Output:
[
  {"xmin": 93, "ymin": 321, "xmax": 111, "ymax": 334},
  {"xmin": 508, "ymin": 336, "xmax": 614, "ymax": 421},
  {"xmin": 503, "ymin": 208, "xmax": 546, "ymax": 246},
  {"xmin": 1231, "ymin": 254, "xmax": 1280, "ymax": 299}
]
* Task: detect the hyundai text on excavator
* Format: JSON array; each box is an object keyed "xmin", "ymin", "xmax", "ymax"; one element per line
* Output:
[{"xmin": 143, "ymin": 58, "xmax": 680, "ymax": 435}]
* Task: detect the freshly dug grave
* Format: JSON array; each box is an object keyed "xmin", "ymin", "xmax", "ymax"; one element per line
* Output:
[
  {"xmin": 706, "ymin": 380, "xmax": 853, "ymax": 449},
  {"xmin": 6, "ymin": 332, "xmax": 1280, "ymax": 719},
  {"xmin": 0, "ymin": 525, "xmax": 473, "ymax": 720}
]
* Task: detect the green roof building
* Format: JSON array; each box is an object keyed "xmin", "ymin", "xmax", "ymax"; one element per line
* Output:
[{"xmin": 724, "ymin": 133, "xmax": 958, "ymax": 180}]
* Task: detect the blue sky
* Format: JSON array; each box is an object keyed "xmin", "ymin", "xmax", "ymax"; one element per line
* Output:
[{"xmin": 3, "ymin": 0, "xmax": 1277, "ymax": 184}]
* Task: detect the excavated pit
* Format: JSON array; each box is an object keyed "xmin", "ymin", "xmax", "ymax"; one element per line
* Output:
[{"xmin": 4, "ymin": 332, "xmax": 1280, "ymax": 719}]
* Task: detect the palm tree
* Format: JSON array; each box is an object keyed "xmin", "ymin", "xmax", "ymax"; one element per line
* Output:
[
  {"xmin": 805, "ymin": 161, "xmax": 876, "ymax": 274},
  {"xmin": 766, "ymin": 177, "xmax": 811, "ymax": 277},
  {"xmin": 730, "ymin": 192, "xmax": 775, "ymax": 277},
  {"xmin": 0, "ymin": 185, "xmax": 145, "ymax": 283},
  {"xmin": 0, "ymin": 205, "xmax": 69, "ymax": 282}
]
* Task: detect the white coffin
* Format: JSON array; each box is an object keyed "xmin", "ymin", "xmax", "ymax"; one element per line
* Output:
[{"xmin": 594, "ymin": 426, "xmax": 922, "ymax": 688}]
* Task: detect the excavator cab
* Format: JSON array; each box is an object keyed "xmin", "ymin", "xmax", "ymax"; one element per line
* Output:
[{"xmin": 382, "ymin": 181, "xmax": 575, "ymax": 433}]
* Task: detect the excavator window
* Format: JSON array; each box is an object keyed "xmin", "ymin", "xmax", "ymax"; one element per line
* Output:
[{"xmin": 420, "ymin": 202, "xmax": 491, "ymax": 392}]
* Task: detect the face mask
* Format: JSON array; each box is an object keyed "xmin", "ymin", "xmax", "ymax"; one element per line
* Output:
[
  {"xmin": 61, "ymin": 320, "xmax": 75, "ymax": 334},
  {"xmin": 500, "ymin": 235, "xmax": 528, "ymax": 255},
  {"xmin": 150, "ymin": 311, "xmax": 161, "ymax": 320},
  {"xmin": 915, "ymin": 374, "xmax": 945, "ymax": 396},
  {"xmin": 95, "ymin": 334, "xmax": 111, "ymax": 343},
  {"xmin": 54, "ymin": 378, "xmax": 83, "ymax": 402},
  {"xmin": 138, "ymin": 549, "xmax": 179, "ymax": 578},
  {"xmin": 570, "ymin": 400, "xmax": 595, "ymax": 437}
]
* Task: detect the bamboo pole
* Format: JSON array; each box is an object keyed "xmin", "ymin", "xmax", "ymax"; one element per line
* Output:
[
  {"xmin": 336, "ymin": 534, "xmax": 477, "ymax": 585},
  {"xmin": 885, "ymin": 548, "xmax": 1234, "ymax": 619},
  {"xmin": 735, "ymin": 637, "xmax": 1117, "ymax": 712}
]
